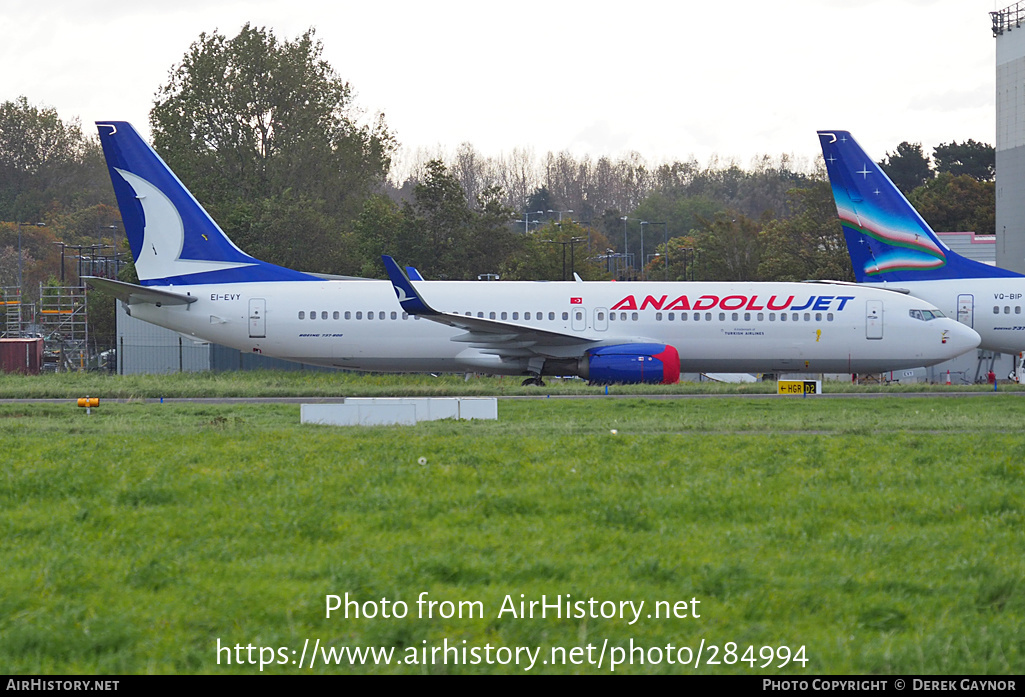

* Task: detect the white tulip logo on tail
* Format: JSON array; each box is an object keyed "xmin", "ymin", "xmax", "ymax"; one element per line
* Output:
[{"xmin": 114, "ymin": 168, "xmax": 253, "ymax": 282}]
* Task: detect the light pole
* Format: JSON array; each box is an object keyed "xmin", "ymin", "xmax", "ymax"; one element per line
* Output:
[
  {"xmin": 568, "ymin": 236, "xmax": 585, "ymax": 279},
  {"xmin": 679, "ymin": 246, "xmax": 695, "ymax": 281},
  {"xmin": 621, "ymin": 216, "xmax": 630, "ymax": 277},
  {"xmin": 543, "ymin": 237, "xmax": 586, "ymax": 280},
  {"xmin": 54, "ymin": 241, "xmax": 66, "ymax": 283},
  {"xmin": 659, "ymin": 223, "xmax": 668, "ymax": 280},
  {"xmin": 98, "ymin": 224, "xmax": 117, "ymax": 276},
  {"xmin": 547, "ymin": 208, "xmax": 573, "ymax": 222},
  {"xmin": 109, "ymin": 220, "xmax": 126, "ymax": 276},
  {"xmin": 98, "ymin": 224, "xmax": 116, "ymax": 249},
  {"xmin": 639, "ymin": 222, "xmax": 648, "ymax": 280},
  {"xmin": 641, "ymin": 221, "xmax": 668, "ymax": 280},
  {"xmin": 517, "ymin": 210, "xmax": 544, "ymax": 233}
]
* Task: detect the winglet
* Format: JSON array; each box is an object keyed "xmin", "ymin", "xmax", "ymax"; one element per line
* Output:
[
  {"xmin": 382, "ymin": 255, "xmax": 440, "ymax": 315},
  {"xmin": 405, "ymin": 266, "xmax": 425, "ymax": 281}
]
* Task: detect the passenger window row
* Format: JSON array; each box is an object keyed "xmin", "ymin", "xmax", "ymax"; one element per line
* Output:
[
  {"xmin": 298, "ymin": 309, "xmax": 842, "ymax": 323},
  {"xmin": 298, "ymin": 310, "xmax": 571, "ymax": 321},
  {"xmin": 597, "ymin": 311, "xmax": 837, "ymax": 323},
  {"xmin": 298, "ymin": 310, "xmax": 414, "ymax": 320},
  {"xmin": 993, "ymin": 305, "xmax": 1023, "ymax": 315}
]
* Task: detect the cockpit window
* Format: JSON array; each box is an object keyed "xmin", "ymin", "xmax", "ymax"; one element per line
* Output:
[{"xmin": 909, "ymin": 309, "xmax": 943, "ymax": 321}]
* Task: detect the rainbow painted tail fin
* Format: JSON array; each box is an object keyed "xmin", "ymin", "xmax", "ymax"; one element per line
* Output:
[{"xmin": 817, "ymin": 130, "xmax": 1022, "ymax": 282}]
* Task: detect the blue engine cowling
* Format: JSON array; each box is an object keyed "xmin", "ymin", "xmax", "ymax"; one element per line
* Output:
[{"xmin": 581, "ymin": 344, "xmax": 680, "ymax": 384}]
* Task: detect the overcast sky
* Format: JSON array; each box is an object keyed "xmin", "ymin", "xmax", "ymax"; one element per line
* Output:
[{"xmin": 0, "ymin": 0, "xmax": 1007, "ymax": 173}]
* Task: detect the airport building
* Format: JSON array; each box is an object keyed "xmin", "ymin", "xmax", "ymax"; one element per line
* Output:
[{"xmin": 994, "ymin": 2, "xmax": 1025, "ymax": 273}]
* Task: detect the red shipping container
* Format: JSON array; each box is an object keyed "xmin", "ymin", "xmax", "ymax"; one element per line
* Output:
[{"xmin": 0, "ymin": 338, "xmax": 44, "ymax": 375}]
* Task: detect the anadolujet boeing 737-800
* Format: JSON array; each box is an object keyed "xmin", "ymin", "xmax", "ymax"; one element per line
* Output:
[
  {"xmin": 85, "ymin": 121, "xmax": 979, "ymax": 384},
  {"xmin": 819, "ymin": 130, "xmax": 1025, "ymax": 379}
]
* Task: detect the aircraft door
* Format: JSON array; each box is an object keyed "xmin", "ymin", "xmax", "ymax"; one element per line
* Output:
[
  {"xmin": 866, "ymin": 300, "xmax": 883, "ymax": 340},
  {"xmin": 572, "ymin": 307, "xmax": 587, "ymax": 331},
  {"xmin": 249, "ymin": 298, "xmax": 266, "ymax": 338},
  {"xmin": 957, "ymin": 294, "xmax": 974, "ymax": 327},
  {"xmin": 594, "ymin": 307, "xmax": 608, "ymax": 331}
]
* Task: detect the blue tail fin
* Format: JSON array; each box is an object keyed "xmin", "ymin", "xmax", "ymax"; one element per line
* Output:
[
  {"xmin": 96, "ymin": 122, "xmax": 317, "ymax": 286},
  {"xmin": 817, "ymin": 130, "xmax": 1022, "ymax": 282}
]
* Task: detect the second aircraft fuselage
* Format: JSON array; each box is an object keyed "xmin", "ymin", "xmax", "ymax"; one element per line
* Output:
[{"xmin": 865, "ymin": 278, "xmax": 1025, "ymax": 356}]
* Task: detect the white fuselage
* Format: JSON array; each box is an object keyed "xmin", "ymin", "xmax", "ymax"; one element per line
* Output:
[
  {"xmin": 126, "ymin": 278, "xmax": 979, "ymax": 375},
  {"xmin": 865, "ymin": 278, "xmax": 1025, "ymax": 356}
]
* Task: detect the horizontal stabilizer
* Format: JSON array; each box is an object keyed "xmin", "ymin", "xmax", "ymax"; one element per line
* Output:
[{"xmin": 82, "ymin": 276, "xmax": 197, "ymax": 306}]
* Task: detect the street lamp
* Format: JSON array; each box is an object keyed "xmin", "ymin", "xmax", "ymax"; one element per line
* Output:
[
  {"xmin": 107, "ymin": 220, "xmax": 127, "ymax": 276},
  {"xmin": 97, "ymin": 224, "xmax": 116, "ymax": 249},
  {"xmin": 547, "ymin": 209, "xmax": 573, "ymax": 222},
  {"xmin": 621, "ymin": 216, "xmax": 630, "ymax": 276},
  {"xmin": 516, "ymin": 210, "xmax": 545, "ymax": 233},
  {"xmin": 679, "ymin": 246, "xmax": 696, "ymax": 281},
  {"xmin": 543, "ymin": 237, "xmax": 586, "ymax": 280},
  {"xmin": 54, "ymin": 241, "xmax": 67, "ymax": 283},
  {"xmin": 604, "ymin": 247, "xmax": 626, "ymax": 278},
  {"xmin": 640, "ymin": 221, "xmax": 668, "ymax": 280},
  {"xmin": 639, "ymin": 222, "xmax": 648, "ymax": 280}
]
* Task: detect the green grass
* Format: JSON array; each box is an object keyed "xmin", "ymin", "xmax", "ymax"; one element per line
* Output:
[
  {"xmin": 1, "ymin": 369, "xmax": 1023, "ymax": 399},
  {"xmin": 1, "ymin": 390, "xmax": 1024, "ymax": 674}
]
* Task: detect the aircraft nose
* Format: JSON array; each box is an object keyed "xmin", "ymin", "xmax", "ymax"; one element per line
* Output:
[{"xmin": 941, "ymin": 319, "xmax": 981, "ymax": 357}]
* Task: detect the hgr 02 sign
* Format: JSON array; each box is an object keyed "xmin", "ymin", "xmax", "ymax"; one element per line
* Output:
[{"xmin": 777, "ymin": 380, "xmax": 821, "ymax": 395}]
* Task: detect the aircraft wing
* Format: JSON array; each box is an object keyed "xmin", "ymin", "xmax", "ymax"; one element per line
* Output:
[
  {"xmin": 381, "ymin": 256, "xmax": 598, "ymax": 358},
  {"xmin": 82, "ymin": 276, "xmax": 197, "ymax": 306}
]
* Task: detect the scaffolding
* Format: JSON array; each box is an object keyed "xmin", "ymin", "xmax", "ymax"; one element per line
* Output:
[
  {"xmin": 1, "ymin": 287, "xmax": 23, "ymax": 338},
  {"xmin": 992, "ymin": 2, "xmax": 1025, "ymax": 36},
  {"xmin": 37, "ymin": 284, "xmax": 88, "ymax": 371}
]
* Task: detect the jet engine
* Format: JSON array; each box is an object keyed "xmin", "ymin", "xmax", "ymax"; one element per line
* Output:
[{"xmin": 579, "ymin": 343, "xmax": 680, "ymax": 384}]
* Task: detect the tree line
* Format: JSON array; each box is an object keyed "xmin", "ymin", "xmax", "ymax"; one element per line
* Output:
[{"xmin": 0, "ymin": 23, "xmax": 998, "ymax": 345}]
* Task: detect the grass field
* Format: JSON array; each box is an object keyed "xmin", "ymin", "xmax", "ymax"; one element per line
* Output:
[
  {"xmin": 2, "ymin": 369, "xmax": 1024, "ymax": 399},
  {"xmin": 1, "ymin": 376, "xmax": 1024, "ymax": 674}
]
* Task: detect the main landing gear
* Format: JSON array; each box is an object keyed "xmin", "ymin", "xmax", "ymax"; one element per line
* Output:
[{"xmin": 522, "ymin": 357, "xmax": 546, "ymax": 387}]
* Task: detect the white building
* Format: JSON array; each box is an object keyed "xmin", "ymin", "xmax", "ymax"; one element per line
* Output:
[{"xmin": 993, "ymin": 4, "xmax": 1025, "ymax": 273}]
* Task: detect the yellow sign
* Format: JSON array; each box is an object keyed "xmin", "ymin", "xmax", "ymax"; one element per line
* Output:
[{"xmin": 777, "ymin": 380, "xmax": 820, "ymax": 395}]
